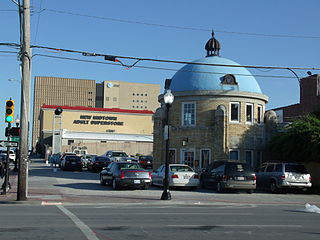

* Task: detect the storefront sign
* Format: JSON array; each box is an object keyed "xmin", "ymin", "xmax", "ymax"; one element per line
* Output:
[{"xmin": 73, "ymin": 115, "xmax": 124, "ymax": 126}]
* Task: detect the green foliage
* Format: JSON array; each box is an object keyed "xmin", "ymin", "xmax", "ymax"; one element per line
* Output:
[{"xmin": 268, "ymin": 114, "xmax": 320, "ymax": 162}]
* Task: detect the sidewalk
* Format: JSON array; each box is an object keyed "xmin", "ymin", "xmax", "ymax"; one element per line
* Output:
[{"xmin": 0, "ymin": 169, "xmax": 18, "ymax": 203}]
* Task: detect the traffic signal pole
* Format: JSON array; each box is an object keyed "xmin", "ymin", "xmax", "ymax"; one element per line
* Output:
[
  {"xmin": 17, "ymin": 0, "xmax": 31, "ymax": 201},
  {"xmin": 2, "ymin": 123, "xmax": 11, "ymax": 195}
]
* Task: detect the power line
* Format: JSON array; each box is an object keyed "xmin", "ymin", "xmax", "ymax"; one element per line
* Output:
[
  {"xmin": 42, "ymin": 8, "xmax": 320, "ymax": 40},
  {"xmin": 29, "ymin": 44, "xmax": 320, "ymax": 71},
  {"xmin": 34, "ymin": 54, "xmax": 298, "ymax": 80},
  {"xmin": 1, "ymin": 42, "xmax": 319, "ymax": 75}
]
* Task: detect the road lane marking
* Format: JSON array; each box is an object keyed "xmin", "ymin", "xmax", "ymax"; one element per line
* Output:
[
  {"xmin": 56, "ymin": 205, "xmax": 100, "ymax": 240},
  {"xmin": 169, "ymin": 224, "xmax": 302, "ymax": 228}
]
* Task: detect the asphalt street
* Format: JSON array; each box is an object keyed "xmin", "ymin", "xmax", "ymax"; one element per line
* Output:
[{"xmin": 0, "ymin": 159, "xmax": 319, "ymax": 240}]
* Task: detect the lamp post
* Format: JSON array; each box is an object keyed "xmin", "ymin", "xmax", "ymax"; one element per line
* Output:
[{"xmin": 161, "ymin": 89, "xmax": 174, "ymax": 200}]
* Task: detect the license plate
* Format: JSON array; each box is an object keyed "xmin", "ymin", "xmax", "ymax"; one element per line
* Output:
[
  {"xmin": 236, "ymin": 176, "xmax": 245, "ymax": 181},
  {"xmin": 134, "ymin": 180, "xmax": 141, "ymax": 184},
  {"xmin": 71, "ymin": 162, "xmax": 76, "ymax": 165},
  {"xmin": 184, "ymin": 175, "xmax": 190, "ymax": 179}
]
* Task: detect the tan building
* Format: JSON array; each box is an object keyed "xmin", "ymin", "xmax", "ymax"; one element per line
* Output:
[
  {"xmin": 153, "ymin": 34, "xmax": 269, "ymax": 170},
  {"xmin": 40, "ymin": 105, "xmax": 154, "ymax": 156},
  {"xmin": 32, "ymin": 76, "xmax": 160, "ymax": 153},
  {"xmin": 33, "ymin": 76, "xmax": 96, "ymax": 148},
  {"xmin": 102, "ymin": 80, "xmax": 160, "ymax": 111}
]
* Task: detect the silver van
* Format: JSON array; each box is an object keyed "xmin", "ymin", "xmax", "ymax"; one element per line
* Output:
[{"xmin": 256, "ymin": 162, "xmax": 312, "ymax": 193}]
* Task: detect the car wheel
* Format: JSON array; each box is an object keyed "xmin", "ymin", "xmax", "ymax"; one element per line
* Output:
[
  {"xmin": 216, "ymin": 182, "xmax": 224, "ymax": 193},
  {"xmin": 246, "ymin": 189, "xmax": 253, "ymax": 194},
  {"xmin": 112, "ymin": 178, "xmax": 119, "ymax": 190},
  {"xmin": 100, "ymin": 175, "xmax": 106, "ymax": 186},
  {"xmin": 270, "ymin": 181, "xmax": 279, "ymax": 193}
]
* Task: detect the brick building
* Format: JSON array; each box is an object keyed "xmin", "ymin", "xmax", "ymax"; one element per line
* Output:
[
  {"xmin": 153, "ymin": 34, "xmax": 269, "ymax": 170},
  {"xmin": 273, "ymin": 74, "xmax": 320, "ymax": 122}
]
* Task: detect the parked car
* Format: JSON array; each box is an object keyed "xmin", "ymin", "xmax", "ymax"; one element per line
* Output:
[
  {"xmin": 151, "ymin": 164, "xmax": 200, "ymax": 190},
  {"xmin": 81, "ymin": 154, "xmax": 97, "ymax": 168},
  {"xmin": 255, "ymin": 162, "xmax": 312, "ymax": 193},
  {"xmin": 8, "ymin": 150, "xmax": 16, "ymax": 163},
  {"xmin": 88, "ymin": 156, "xmax": 111, "ymax": 172},
  {"xmin": 200, "ymin": 161, "xmax": 256, "ymax": 193},
  {"xmin": 60, "ymin": 155, "xmax": 83, "ymax": 171},
  {"xmin": 138, "ymin": 155, "xmax": 153, "ymax": 169},
  {"xmin": 58, "ymin": 152, "xmax": 77, "ymax": 167},
  {"xmin": 100, "ymin": 161, "xmax": 151, "ymax": 190},
  {"xmin": 102, "ymin": 150, "xmax": 128, "ymax": 162},
  {"xmin": 49, "ymin": 153, "xmax": 61, "ymax": 166}
]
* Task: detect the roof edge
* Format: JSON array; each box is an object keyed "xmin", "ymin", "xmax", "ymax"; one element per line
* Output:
[{"xmin": 41, "ymin": 105, "xmax": 154, "ymax": 115}]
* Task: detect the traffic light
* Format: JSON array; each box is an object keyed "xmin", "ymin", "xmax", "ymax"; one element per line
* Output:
[
  {"xmin": 5, "ymin": 100, "xmax": 14, "ymax": 123},
  {"xmin": 5, "ymin": 127, "xmax": 20, "ymax": 137}
]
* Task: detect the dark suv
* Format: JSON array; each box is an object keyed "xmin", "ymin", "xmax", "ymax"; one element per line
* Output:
[
  {"xmin": 200, "ymin": 161, "xmax": 256, "ymax": 193},
  {"xmin": 255, "ymin": 162, "xmax": 312, "ymax": 193}
]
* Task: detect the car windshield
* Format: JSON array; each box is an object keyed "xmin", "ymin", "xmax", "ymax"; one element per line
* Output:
[
  {"xmin": 225, "ymin": 163, "xmax": 252, "ymax": 173},
  {"xmin": 119, "ymin": 163, "xmax": 142, "ymax": 170},
  {"xmin": 170, "ymin": 165, "xmax": 194, "ymax": 172},
  {"xmin": 113, "ymin": 152, "xmax": 128, "ymax": 157},
  {"xmin": 95, "ymin": 157, "xmax": 109, "ymax": 162},
  {"xmin": 140, "ymin": 156, "xmax": 153, "ymax": 161},
  {"xmin": 285, "ymin": 164, "xmax": 308, "ymax": 174},
  {"xmin": 66, "ymin": 156, "xmax": 81, "ymax": 161}
]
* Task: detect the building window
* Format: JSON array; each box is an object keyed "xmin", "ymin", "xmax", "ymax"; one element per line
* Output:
[
  {"xmin": 246, "ymin": 103, "xmax": 253, "ymax": 124},
  {"xmin": 113, "ymin": 97, "xmax": 117, "ymax": 101},
  {"xmin": 182, "ymin": 150, "xmax": 195, "ymax": 168},
  {"xmin": 230, "ymin": 102, "xmax": 240, "ymax": 122},
  {"xmin": 67, "ymin": 140, "xmax": 74, "ymax": 145},
  {"xmin": 133, "ymin": 100, "xmax": 135, "ymax": 102},
  {"xmin": 182, "ymin": 102, "xmax": 196, "ymax": 126},
  {"xmin": 257, "ymin": 105, "xmax": 263, "ymax": 124},
  {"xmin": 229, "ymin": 149, "xmax": 239, "ymax": 160},
  {"xmin": 145, "ymin": 93, "xmax": 148, "ymax": 96},
  {"xmin": 132, "ymin": 106, "xmax": 135, "ymax": 108},
  {"xmin": 106, "ymin": 97, "xmax": 109, "ymax": 101},
  {"xmin": 137, "ymin": 93, "xmax": 139, "ymax": 96},
  {"xmin": 137, "ymin": 100, "xmax": 139, "ymax": 102},
  {"xmin": 245, "ymin": 150, "xmax": 253, "ymax": 167},
  {"xmin": 133, "ymin": 93, "xmax": 135, "ymax": 96}
]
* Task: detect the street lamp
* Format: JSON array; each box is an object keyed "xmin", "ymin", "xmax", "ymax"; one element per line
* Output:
[{"xmin": 161, "ymin": 89, "xmax": 174, "ymax": 200}]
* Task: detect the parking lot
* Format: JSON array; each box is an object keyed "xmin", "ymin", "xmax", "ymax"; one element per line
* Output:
[{"xmin": 12, "ymin": 159, "xmax": 317, "ymax": 207}]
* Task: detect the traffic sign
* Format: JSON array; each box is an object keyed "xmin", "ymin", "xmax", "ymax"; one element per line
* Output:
[
  {"xmin": 0, "ymin": 140, "xmax": 18, "ymax": 147},
  {"xmin": 10, "ymin": 137, "xmax": 20, "ymax": 142}
]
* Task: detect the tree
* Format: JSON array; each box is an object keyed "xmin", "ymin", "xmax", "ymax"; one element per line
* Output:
[{"xmin": 268, "ymin": 114, "xmax": 320, "ymax": 163}]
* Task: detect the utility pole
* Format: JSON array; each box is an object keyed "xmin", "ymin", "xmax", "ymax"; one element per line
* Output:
[{"xmin": 17, "ymin": 0, "xmax": 31, "ymax": 201}]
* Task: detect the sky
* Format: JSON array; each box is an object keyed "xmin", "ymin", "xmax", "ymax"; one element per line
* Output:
[{"xmin": 1, "ymin": 0, "xmax": 320, "ymax": 139}]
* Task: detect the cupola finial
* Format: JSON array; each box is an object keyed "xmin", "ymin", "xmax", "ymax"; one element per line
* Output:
[{"xmin": 205, "ymin": 30, "xmax": 221, "ymax": 57}]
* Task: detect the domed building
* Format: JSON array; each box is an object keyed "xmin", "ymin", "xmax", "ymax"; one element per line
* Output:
[{"xmin": 153, "ymin": 33, "xmax": 269, "ymax": 170}]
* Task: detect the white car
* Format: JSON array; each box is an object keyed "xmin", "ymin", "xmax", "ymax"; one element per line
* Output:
[
  {"xmin": 152, "ymin": 164, "xmax": 200, "ymax": 190},
  {"xmin": 8, "ymin": 150, "xmax": 16, "ymax": 163}
]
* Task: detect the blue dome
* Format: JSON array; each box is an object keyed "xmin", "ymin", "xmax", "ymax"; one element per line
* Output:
[{"xmin": 170, "ymin": 56, "xmax": 262, "ymax": 94}]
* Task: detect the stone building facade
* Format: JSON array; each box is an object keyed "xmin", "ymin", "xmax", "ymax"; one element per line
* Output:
[{"xmin": 153, "ymin": 34, "xmax": 269, "ymax": 170}]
